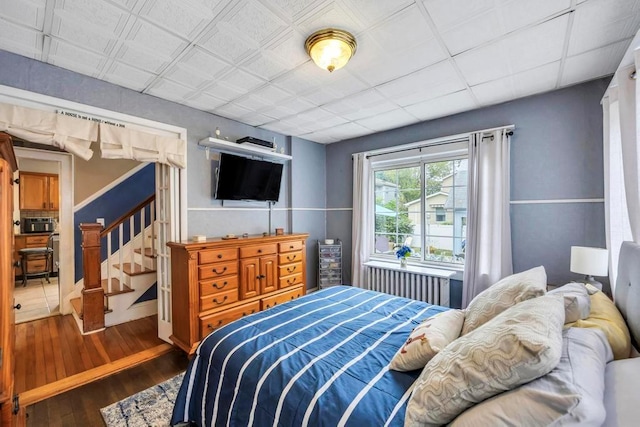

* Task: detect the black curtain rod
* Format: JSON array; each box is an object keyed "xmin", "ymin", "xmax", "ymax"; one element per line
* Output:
[{"xmin": 365, "ymin": 130, "xmax": 514, "ymax": 159}]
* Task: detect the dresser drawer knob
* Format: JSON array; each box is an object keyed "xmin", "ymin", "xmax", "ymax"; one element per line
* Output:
[
  {"xmin": 242, "ymin": 309, "xmax": 256, "ymax": 317},
  {"xmin": 212, "ymin": 281, "xmax": 227, "ymax": 289},
  {"xmin": 217, "ymin": 254, "xmax": 223, "ymax": 259},
  {"xmin": 258, "ymin": 249, "xmax": 262, "ymax": 253},
  {"xmin": 287, "ymin": 255, "xmax": 295, "ymax": 261},
  {"xmin": 212, "ymin": 267, "xmax": 227, "ymax": 274},
  {"xmin": 213, "ymin": 296, "xmax": 228, "ymax": 305},
  {"xmin": 287, "ymin": 277, "xmax": 297, "ymax": 284},
  {"xmin": 287, "ymin": 266, "xmax": 295, "ymax": 273},
  {"xmin": 207, "ymin": 319, "xmax": 224, "ymax": 330},
  {"xmin": 289, "ymin": 245, "xmax": 294, "ymax": 249}
]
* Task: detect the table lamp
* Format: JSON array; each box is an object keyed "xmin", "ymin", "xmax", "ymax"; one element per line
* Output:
[{"xmin": 570, "ymin": 246, "xmax": 608, "ymax": 290}]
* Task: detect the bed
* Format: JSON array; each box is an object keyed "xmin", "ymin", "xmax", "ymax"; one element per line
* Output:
[{"xmin": 171, "ymin": 241, "xmax": 640, "ymax": 427}]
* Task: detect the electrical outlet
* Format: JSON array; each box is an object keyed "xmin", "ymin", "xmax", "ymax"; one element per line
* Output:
[{"xmin": 96, "ymin": 218, "xmax": 105, "ymax": 227}]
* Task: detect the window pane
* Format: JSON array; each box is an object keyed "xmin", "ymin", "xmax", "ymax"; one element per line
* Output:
[
  {"xmin": 424, "ymin": 158, "xmax": 466, "ymax": 265},
  {"xmin": 374, "ymin": 167, "xmax": 420, "ymax": 257}
]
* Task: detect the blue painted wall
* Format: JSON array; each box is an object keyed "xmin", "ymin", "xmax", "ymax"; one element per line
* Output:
[{"xmin": 74, "ymin": 163, "xmax": 155, "ymax": 282}]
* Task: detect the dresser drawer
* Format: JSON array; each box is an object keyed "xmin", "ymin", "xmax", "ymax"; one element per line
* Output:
[
  {"xmin": 26, "ymin": 235, "xmax": 49, "ymax": 246},
  {"xmin": 261, "ymin": 286, "xmax": 304, "ymax": 310},
  {"xmin": 279, "ymin": 240, "xmax": 303, "ymax": 253},
  {"xmin": 200, "ymin": 301, "xmax": 260, "ymax": 339},
  {"xmin": 240, "ymin": 244, "xmax": 277, "ymax": 258},
  {"xmin": 199, "ymin": 288, "xmax": 238, "ymax": 312},
  {"xmin": 25, "ymin": 258, "xmax": 48, "ymax": 273},
  {"xmin": 279, "ymin": 273, "xmax": 303, "ymax": 289},
  {"xmin": 199, "ymin": 275, "xmax": 239, "ymax": 297},
  {"xmin": 278, "ymin": 262, "xmax": 302, "ymax": 276},
  {"xmin": 278, "ymin": 250, "xmax": 302, "ymax": 265},
  {"xmin": 199, "ymin": 248, "xmax": 237, "ymax": 265},
  {"xmin": 198, "ymin": 260, "xmax": 238, "ymax": 280}
]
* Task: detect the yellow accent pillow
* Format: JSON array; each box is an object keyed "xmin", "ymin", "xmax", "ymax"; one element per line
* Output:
[{"xmin": 566, "ymin": 286, "xmax": 631, "ymax": 360}]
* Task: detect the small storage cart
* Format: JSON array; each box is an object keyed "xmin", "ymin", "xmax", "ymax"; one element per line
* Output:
[{"xmin": 318, "ymin": 239, "xmax": 342, "ymax": 289}]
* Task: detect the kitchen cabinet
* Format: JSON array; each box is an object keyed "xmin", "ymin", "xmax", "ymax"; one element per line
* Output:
[{"xmin": 19, "ymin": 172, "xmax": 59, "ymax": 211}]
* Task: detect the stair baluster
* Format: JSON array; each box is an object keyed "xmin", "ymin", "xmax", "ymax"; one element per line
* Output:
[{"xmin": 106, "ymin": 230, "xmax": 112, "ymax": 295}]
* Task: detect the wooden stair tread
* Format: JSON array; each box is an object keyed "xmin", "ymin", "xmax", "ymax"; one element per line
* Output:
[
  {"xmin": 69, "ymin": 297, "xmax": 112, "ymax": 319},
  {"xmin": 101, "ymin": 278, "xmax": 134, "ymax": 296},
  {"xmin": 134, "ymin": 247, "xmax": 157, "ymax": 258},
  {"xmin": 114, "ymin": 262, "xmax": 156, "ymax": 276}
]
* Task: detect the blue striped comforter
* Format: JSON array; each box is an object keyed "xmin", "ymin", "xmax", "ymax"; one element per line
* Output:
[{"xmin": 171, "ymin": 286, "xmax": 446, "ymax": 427}]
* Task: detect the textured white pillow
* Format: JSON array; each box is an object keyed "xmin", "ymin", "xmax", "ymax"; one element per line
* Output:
[
  {"xmin": 462, "ymin": 266, "xmax": 547, "ymax": 335},
  {"xmin": 548, "ymin": 282, "xmax": 591, "ymax": 323},
  {"xmin": 405, "ymin": 294, "xmax": 565, "ymax": 427},
  {"xmin": 389, "ymin": 309, "xmax": 465, "ymax": 372}
]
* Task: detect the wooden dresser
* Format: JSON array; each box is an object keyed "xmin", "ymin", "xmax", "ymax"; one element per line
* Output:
[{"xmin": 168, "ymin": 233, "xmax": 309, "ymax": 354}]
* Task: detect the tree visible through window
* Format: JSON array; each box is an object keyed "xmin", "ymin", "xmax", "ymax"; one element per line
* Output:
[{"xmin": 373, "ymin": 158, "xmax": 468, "ymax": 266}]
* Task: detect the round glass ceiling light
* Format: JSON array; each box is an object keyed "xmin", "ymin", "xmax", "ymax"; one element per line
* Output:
[{"xmin": 305, "ymin": 28, "xmax": 357, "ymax": 73}]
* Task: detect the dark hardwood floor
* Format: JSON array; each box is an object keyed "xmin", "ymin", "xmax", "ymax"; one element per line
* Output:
[
  {"xmin": 25, "ymin": 349, "xmax": 189, "ymax": 426},
  {"xmin": 15, "ymin": 314, "xmax": 165, "ymax": 393}
]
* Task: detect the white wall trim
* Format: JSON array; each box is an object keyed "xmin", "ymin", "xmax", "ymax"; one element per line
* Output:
[
  {"xmin": 74, "ymin": 162, "xmax": 151, "ymax": 211},
  {"xmin": 510, "ymin": 198, "xmax": 605, "ymax": 204}
]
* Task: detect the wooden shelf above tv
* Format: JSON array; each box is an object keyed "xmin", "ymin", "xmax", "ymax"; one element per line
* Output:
[{"xmin": 198, "ymin": 137, "xmax": 292, "ymax": 161}]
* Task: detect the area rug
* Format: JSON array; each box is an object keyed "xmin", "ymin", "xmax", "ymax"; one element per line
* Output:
[{"xmin": 100, "ymin": 372, "xmax": 185, "ymax": 427}]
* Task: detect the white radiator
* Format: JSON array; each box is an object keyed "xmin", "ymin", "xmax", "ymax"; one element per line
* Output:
[{"xmin": 365, "ymin": 263, "xmax": 450, "ymax": 307}]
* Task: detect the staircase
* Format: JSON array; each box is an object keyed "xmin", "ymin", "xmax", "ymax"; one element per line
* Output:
[{"xmin": 71, "ymin": 195, "xmax": 158, "ymax": 334}]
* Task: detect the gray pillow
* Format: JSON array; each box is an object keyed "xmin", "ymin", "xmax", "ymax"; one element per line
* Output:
[
  {"xmin": 451, "ymin": 327, "xmax": 613, "ymax": 427},
  {"xmin": 548, "ymin": 282, "xmax": 591, "ymax": 323},
  {"xmin": 405, "ymin": 294, "xmax": 565, "ymax": 427}
]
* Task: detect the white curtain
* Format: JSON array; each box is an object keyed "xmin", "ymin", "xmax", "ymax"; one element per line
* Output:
[
  {"xmin": 462, "ymin": 130, "xmax": 513, "ymax": 307},
  {"xmin": 0, "ymin": 102, "xmax": 96, "ymax": 160},
  {"xmin": 351, "ymin": 152, "xmax": 374, "ymax": 287},
  {"xmin": 603, "ymin": 50, "xmax": 639, "ymax": 291},
  {"xmin": 100, "ymin": 124, "xmax": 186, "ymax": 168}
]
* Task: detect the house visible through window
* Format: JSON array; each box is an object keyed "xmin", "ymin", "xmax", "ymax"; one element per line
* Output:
[{"xmin": 373, "ymin": 156, "xmax": 468, "ymax": 267}]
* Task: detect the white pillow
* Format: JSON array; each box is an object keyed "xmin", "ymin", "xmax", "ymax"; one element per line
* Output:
[
  {"xmin": 405, "ymin": 294, "xmax": 565, "ymax": 427},
  {"xmin": 547, "ymin": 282, "xmax": 591, "ymax": 323},
  {"xmin": 389, "ymin": 309, "xmax": 465, "ymax": 372},
  {"xmin": 462, "ymin": 266, "xmax": 547, "ymax": 335}
]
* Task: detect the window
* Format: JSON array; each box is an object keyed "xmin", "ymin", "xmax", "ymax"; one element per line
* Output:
[{"xmin": 373, "ymin": 157, "xmax": 468, "ymax": 267}]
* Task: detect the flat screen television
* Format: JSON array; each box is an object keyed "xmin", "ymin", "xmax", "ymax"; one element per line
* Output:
[{"xmin": 214, "ymin": 153, "xmax": 284, "ymax": 202}]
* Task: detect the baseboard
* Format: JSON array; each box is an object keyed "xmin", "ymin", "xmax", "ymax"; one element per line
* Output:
[{"xmin": 19, "ymin": 343, "xmax": 173, "ymax": 406}]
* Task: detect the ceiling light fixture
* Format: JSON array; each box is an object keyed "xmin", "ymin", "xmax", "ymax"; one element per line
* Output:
[{"xmin": 305, "ymin": 28, "xmax": 357, "ymax": 73}]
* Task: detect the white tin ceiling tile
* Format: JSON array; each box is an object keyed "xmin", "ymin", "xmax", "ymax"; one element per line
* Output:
[
  {"xmin": 0, "ymin": 0, "xmax": 46, "ymax": 30},
  {"xmin": 470, "ymin": 78, "xmax": 515, "ymax": 106},
  {"xmin": 53, "ymin": 0, "xmax": 129, "ymax": 36},
  {"xmin": 213, "ymin": 102, "xmax": 254, "ymax": 120},
  {"xmin": 260, "ymin": 0, "xmax": 325, "ymax": 22},
  {"xmin": 296, "ymin": 2, "xmax": 364, "ymax": 36},
  {"xmin": 297, "ymin": 130, "xmax": 339, "ymax": 144},
  {"xmin": 405, "ymin": 89, "xmax": 476, "ymax": 121},
  {"xmin": 237, "ymin": 112, "xmax": 274, "ymax": 126},
  {"xmin": 184, "ymin": 92, "xmax": 227, "ymax": 111},
  {"xmin": 368, "ymin": 4, "xmax": 436, "ymax": 53},
  {"xmin": 278, "ymin": 117, "xmax": 314, "ymax": 133},
  {"xmin": 49, "ymin": 38, "xmax": 108, "ymax": 70},
  {"xmin": 299, "ymin": 86, "xmax": 343, "ymax": 105},
  {"xmin": 321, "ymin": 98, "xmax": 358, "ymax": 116},
  {"xmin": 423, "ymin": 0, "xmax": 494, "ymax": 33},
  {"xmin": 199, "ymin": 25, "xmax": 258, "ymax": 64},
  {"xmin": 103, "ymin": 61, "xmax": 156, "ymax": 91},
  {"xmin": 139, "ymin": 0, "xmax": 212, "ymax": 39},
  {"xmin": 261, "ymin": 120, "xmax": 296, "ymax": 134},
  {"xmin": 568, "ymin": 0, "xmax": 640, "ymax": 55},
  {"xmin": 512, "ymin": 61, "xmax": 561, "ymax": 98},
  {"xmin": 341, "ymin": 99, "xmax": 400, "ymax": 121},
  {"xmin": 231, "ymin": 95, "xmax": 272, "ymax": 111},
  {"xmin": 250, "ymin": 84, "xmax": 294, "ymax": 105},
  {"xmin": 439, "ymin": 9, "xmax": 505, "ymax": 55},
  {"xmin": 328, "ymin": 121, "xmax": 373, "ymax": 139},
  {"xmin": 311, "ymin": 113, "xmax": 350, "ymax": 129},
  {"xmin": 53, "ymin": 19, "xmax": 117, "ymax": 55},
  {"xmin": 259, "ymin": 104, "xmax": 296, "ymax": 120},
  {"xmin": 350, "ymin": 41, "xmax": 447, "ymax": 86},
  {"xmin": 115, "ymin": 43, "xmax": 170, "ymax": 73},
  {"xmin": 106, "ymin": 0, "xmax": 140, "ymax": 12},
  {"xmin": 49, "ymin": 56, "xmax": 102, "ymax": 78},
  {"xmin": 239, "ymin": 52, "xmax": 289, "ymax": 80},
  {"xmin": 273, "ymin": 63, "xmax": 324, "ymax": 95},
  {"xmin": 320, "ymin": 71, "xmax": 368, "ymax": 98},
  {"xmin": 218, "ymin": 68, "xmax": 265, "ymax": 92},
  {"xmin": 341, "ymin": 0, "xmax": 414, "ymax": 27},
  {"xmin": 376, "ymin": 60, "xmax": 464, "ymax": 102},
  {"xmin": 356, "ymin": 108, "xmax": 418, "ymax": 132},
  {"xmin": 180, "ymin": 47, "xmax": 232, "ymax": 79},
  {"xmin": 561, "ymin": 39, "xmax": 630, "ymax": 86},
  {"xmin": 501, "ymin": 0, "xmax": 572, "ymax": 33},
  {"xmin": 263, "ymin": 30, "xmax": 309, "ymax": 68},
  {"xmin": 125, "ymin": 19, "xmax": 188, "ymax": 58},
  {"xmin": 147, "ymin": 78, "xmax": 196, "ymax": 102},
  {"xmin": 0, "ymin": 18, "xmax": 42, "ymax": 55},
  {"xmin": 454, "ymin": 40, "xmax": 508, "ymax": 85},
  {"xmin": 297, "ymin": 107, "xmax": 340, "ymax": 123},
  {"xmin": 221, "ymin": 1, "xmax": 287, "ymax": 46},
  {"xmin": 203, "ymin": 82, "xmax": 245, "ymax": 102},
  {"xmin": 276, "ymin": 96, "xmax": 315, "ymax": 114},
  {"xmin": 163, "ymin": 64, "xmax": 212, "ymax": 89}
]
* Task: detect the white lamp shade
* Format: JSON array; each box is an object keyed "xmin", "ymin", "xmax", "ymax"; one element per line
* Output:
[{"xmin": 570, "ymin": 246, "xmax": 608, "ymax": 277}]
